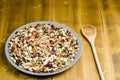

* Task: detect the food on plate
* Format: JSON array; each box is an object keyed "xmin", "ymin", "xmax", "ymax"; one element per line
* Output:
[{"xmin": 8, "ymin": 24, "xmax": 80, "ymax": 73}]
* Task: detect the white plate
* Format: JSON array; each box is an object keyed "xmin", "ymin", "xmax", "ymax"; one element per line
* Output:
[{"xmin": 5, "ymin": 21, "xmax": 82, "ymax": 76}]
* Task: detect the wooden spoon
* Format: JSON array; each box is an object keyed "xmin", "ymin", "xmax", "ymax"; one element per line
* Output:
[{"xmin": 81, "ymin": 25, "xmax": 105, "ymax": 80}]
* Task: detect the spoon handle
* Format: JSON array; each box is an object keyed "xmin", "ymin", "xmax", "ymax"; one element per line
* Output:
[{"xmin": 91, "ymin": 43, "xmax": 105, "ymax": 80}]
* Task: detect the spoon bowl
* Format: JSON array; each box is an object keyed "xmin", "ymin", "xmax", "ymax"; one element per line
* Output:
[{"xmin": 81, "ymin": 25, "xmax": 97, "ymax": 44}]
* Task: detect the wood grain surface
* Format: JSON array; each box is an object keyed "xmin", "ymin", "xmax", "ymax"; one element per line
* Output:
[{"xmin": 0, "ymin": 0, "xmax": 120, "ymax": 80}]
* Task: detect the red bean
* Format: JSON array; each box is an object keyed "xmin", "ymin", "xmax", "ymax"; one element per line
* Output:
[{"xmin": 49, "ymin": 40, "xmax": 54, "ymax": 44}]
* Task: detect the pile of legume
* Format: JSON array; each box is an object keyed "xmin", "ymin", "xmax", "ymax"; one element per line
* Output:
[{"xmin": 8, "ymin": 24, "xmax": 79, "ymax": 73}]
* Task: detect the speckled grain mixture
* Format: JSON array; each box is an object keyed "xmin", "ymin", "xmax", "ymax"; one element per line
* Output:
[{"xmin": 8, "ymin": 24, "xmax": 80, "ymax": 73}]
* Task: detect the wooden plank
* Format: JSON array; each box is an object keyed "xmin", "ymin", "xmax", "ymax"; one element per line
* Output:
[
  {"xmin": 52, "ymin": 0, "xmax": 83, "ymax": 80},
  {"xmin": 101, "ymin": 0, "xmax": 120, "ymax": 80},
  {"xmin": 78, "ymin": 0, "xmax": 102, "ymax": 80},
  {"xmin": 0, "ymin": 0, "xmax": 52, "ymax": 80},
  {"xmin": 52, "ymin": 0, "xmax": 105, "ymax": 80}
]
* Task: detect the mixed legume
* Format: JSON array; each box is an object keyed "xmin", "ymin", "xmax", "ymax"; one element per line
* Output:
[{"xmin": 8, "ymin": 24, "xmax": 79, "ymax": 73}]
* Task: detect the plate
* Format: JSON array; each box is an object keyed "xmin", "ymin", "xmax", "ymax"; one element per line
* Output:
[{"xmin": 5, "ymin": 21, "xmax": 82, "ymax": 76}]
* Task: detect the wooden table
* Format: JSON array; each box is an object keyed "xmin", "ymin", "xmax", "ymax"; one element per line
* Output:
[{"xmin": 0, "ymin": 0, "xmax": 120, "ymax": 80}]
